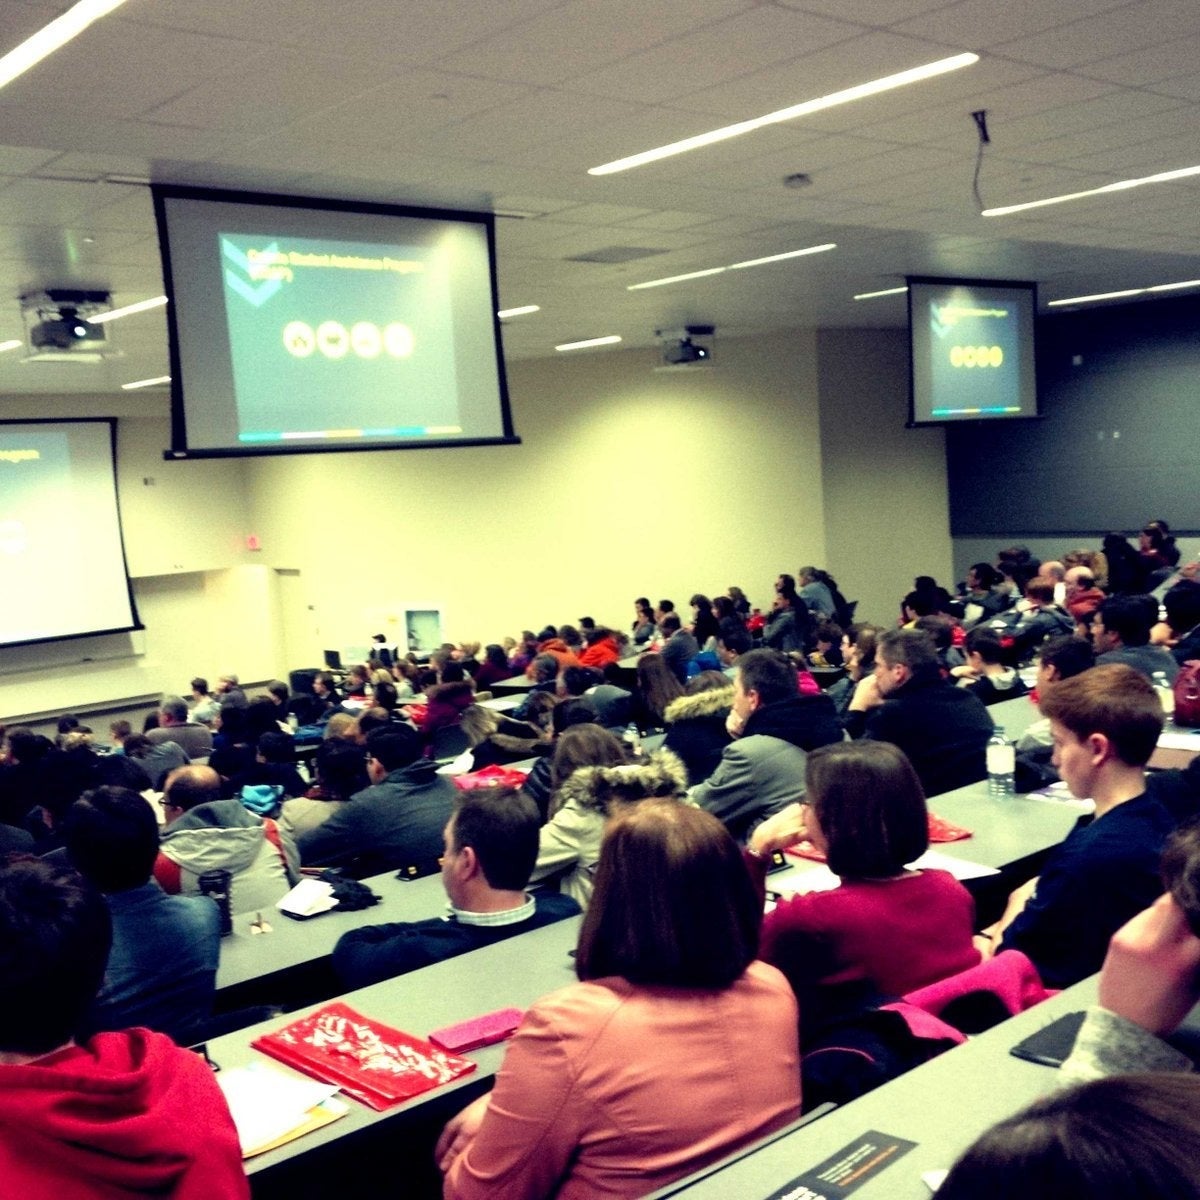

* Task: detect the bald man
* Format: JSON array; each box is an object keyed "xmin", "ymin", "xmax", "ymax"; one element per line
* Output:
[{"xmin": 154, "ymin": 765, "xmax": 298, "ymax": 912}]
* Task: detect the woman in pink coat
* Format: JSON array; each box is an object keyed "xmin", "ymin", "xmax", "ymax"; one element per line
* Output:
[{"xmin": 438, "ymin": 801, "xmax": 801, "ymax": 1200}]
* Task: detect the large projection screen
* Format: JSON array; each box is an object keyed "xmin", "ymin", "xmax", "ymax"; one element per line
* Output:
[
  {"xmin": 154, "ymin": 184, "xmax": 519, "ymax": 459},
  {"xmin": 0, "ymin": 419, "xmax": 141, "ymax": 648}
]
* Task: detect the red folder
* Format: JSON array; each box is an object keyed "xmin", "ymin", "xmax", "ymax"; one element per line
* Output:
[{"xmin": 252, "ymin": 1002, "xmax": 476, "ymax": 1110}]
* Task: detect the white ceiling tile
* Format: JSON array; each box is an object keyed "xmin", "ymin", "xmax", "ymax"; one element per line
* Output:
[
  {"xmin": 894, "ymin": 0, "xmax": 1134, "ymax": 49},
  {"xmin": 435, "ymin": 0, "xmax": 757, "ymax": 87},
  {"xmin": 561, "ymin": 6, "xmax": 863, "ymax": 105}
]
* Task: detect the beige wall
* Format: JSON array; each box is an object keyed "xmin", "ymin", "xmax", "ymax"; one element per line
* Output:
[
  {"xmin": 816, "ymin": 328, "xmax": 952, "ymax": 629},
  {"xmin": 0, "ymin": 326, "xmax": 954, "ymax": 723},
  {"xmin": 245, "ymin": 328, "xmax": 831, "ymax": 657}
]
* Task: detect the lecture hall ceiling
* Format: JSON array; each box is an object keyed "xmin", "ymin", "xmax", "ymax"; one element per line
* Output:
[{"xmin": 0, "ymin": 0, "xmax": 1197, "ymax": 397}]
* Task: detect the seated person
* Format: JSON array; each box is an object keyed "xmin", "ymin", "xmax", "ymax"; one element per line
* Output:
[
  {"xmin": 297, "ymin": 725, "xmax": 457, "ymax": 878},
  {"xmin": 749, "ymin": 741, "xmax": 979, "ymax": 1035},
  {"xmin": 1063, "ymin": 818, "xmax": 1200, "ymax": 1080},
  {"xmin": 994, "ymin": 576, "xmax": 1075, "ymax": 661},
  {"xmin": 437, "ymin": 801, "xmax": 801, "ymax": 1200},
  {"xmin": 1163, "ymin": 580, "xmax": 1200, "ymax": 667},
  {"xmin": 279, "ymin": 739, "xmax": 368, "ymax": 842},
  {"xmin": 332, "ymin": 788, "xmax": 580, "ymax": 989},
  {"xmin": 64, "ymin": 786, "xmax": 219, "ymax": 1044},
  {"xmin": 846, "ymin": 628, "xmax": 993, "ymax": 798},
  {"xmin": 513, "ymin": 653, "xmax": 560, "ymax": 722},
  {"xmin": 520, "ymin": 698, "xmax": 599, "ymax": 823},
  {"xmin": 229, "ymin": 731, "xmax": 307, "ymax": 800},
  {"xmin": 1093, "ymin": 593, "xmax": 1180, "ymax": 683},
  {"xmin": 659, "ymin": 612, "xmax": 700, "ymax": 683},
  {"xmin": 693, "ymin": 649, "xmax": 842, "ymax": 843},
  {"xmin": 0, "ymin": 858, "xmax": 247, "ymax": 1197},
  {"xmin": 662, "ymin": 670, "xmax": 734, "ymax": 787},
  {"xmin": 146, "ymin": 695, "xmax": 213, "ymax": 760},
  {"xmin": 952, "ymin": 628, "xmax": 1028, "ymax": 705},
  {"xmin": 981, "ymin": 665, "xmax": 1173, "ymax": 987},
  {"xmin": 419, "ymin": 662, "xmax": 475, "ymax": 745},
  {"xmin": 155, "ymin": 765, "xmax": 299, "ymax": 912},
  {"xmin": 1015, "ymin": 635, "xmax": 1095, "ymax": 755},
  {"xmin": 123, "ymin": 732, "xmax": 187, "ymax": 792},
  {"xmin": 939, "ymin": 1074, "xmax": 1200, "ymax": 1199},
  {"xmin": 529, "ymin": 730, "xmax": 685, "ymax": 908}
]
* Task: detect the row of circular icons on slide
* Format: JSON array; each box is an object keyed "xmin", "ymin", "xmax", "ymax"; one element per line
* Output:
[
  {"xmin": 282, "ymin": 320, "xmax": 414, "ymax": 360},
  {"xmin": 948, "ymin": 344, "xmax": 1005, "ymax": 368}
]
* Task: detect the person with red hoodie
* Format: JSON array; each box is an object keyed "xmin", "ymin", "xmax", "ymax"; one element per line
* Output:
[
  {"xmin": 0, "ymin": 857, "xmax": 248, "ymax": 1199},
  {"xmin": 578, "ymin": 626, "xmax": 621, "ymax": 670}
]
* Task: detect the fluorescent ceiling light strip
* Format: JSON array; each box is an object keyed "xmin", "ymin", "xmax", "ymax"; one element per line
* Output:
[
  {"xmin": 629, "ymin": 244, "xmax": 835, "ymax": 291},
  {"xmin": 0, "ymin": 0, "xmax": 132, "ymax": 90},
  {"xmin": 854, "ymin": 286, "xmax": 908, "ymax": 301},
  {"xmin": 590, "ymin": 52, "xmax": 978, "ymax": 175},
  {"xmin": 728, "ymin": 243, "xmax": 836, "ymax": 270},
  {"xmin": 497, "ymin": 305, "xmax": 541, "ymax": 319},
  {"xmin": 91, "ymin": 295, "xmax": 168, "ymax": 324},
  {"xmin": 555, "ymin": 335, "xmax": 622, "ymax": 352},
  {"xmin": 1048, "ymin": 278, "xmax": 1200, "ymax": 307},
  {"xmin": 627, "ymin": 267, "xmax": 726, "ymax": 291},
  {"xmin": 0, "ymin": 339, "xmax": 23, "ymax": 353},
  {"xmin": 983, "ymin": 164, "xmax": 1200, "ymax": 217},
  {"xmin": 121, "ymin": 375, "xmax": 171, "ymax": 390}
]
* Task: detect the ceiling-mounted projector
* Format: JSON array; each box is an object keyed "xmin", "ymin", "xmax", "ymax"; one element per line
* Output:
[
  {"xmin": 655, "ymin": 323, "xmax": 715, "ymax": 369},
  {"xmin": 19, "ymin": 288, "xmax": 112, "ymax": 360},
  {"xmin": 663, "ymin": 337, "xmax": 709, "ymax": 365},
  {"xmin": 30, "ymin": 309, "xmax": 106, "ymax": 351}
]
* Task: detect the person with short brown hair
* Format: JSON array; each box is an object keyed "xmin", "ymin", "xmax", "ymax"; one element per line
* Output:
[
  {"xmin": 437, "ymin": 801, "xmax": 801, "ymax": 1199},
  {"xmin": 749, "ymin": 742, "xmax": 979, "ymax": 1033},
  {"xmin": 982, "ymin": 664, "xmax": 1173, "ymax": 986}
]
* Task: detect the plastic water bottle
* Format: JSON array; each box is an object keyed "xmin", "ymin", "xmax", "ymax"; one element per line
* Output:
[
  {"xmin": 1152, "ymin": 670, "xmax": 1175, "ymax": 726},
  {"xmin": 623, "ymin": 723, "xmax": 642, "ymax": 757},
  {"xmin": 987, "ymin": 727, "xmax": 1015, "ymax": 797}
]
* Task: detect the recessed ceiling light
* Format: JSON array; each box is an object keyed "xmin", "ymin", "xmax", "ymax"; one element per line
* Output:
[
  {"xmin": 497, "ymin": 305, "xmax": 541, "ymax": 319},
  {"xmin": 555, "ymin": 336, "xmax": 622, "ymax": 352},
  {"xmin": 854, "ymin": 286, "xmax": 908, "ymax": 300},
  {"xmin": 983, "ymin": 163, "xmax": 1200, "ymax": 217},
  {"xmin": 0, "ymin": 0, "xmax": 133, "ymax": 91},
  {"xmin": 1047, "ymin": 278, "xmax": 1200, "ymax": 307},
  {"xmin": 121, "ymin": 375, "xmax": 171, "ymax": 390},
  {"xmin": 589, "ymin": 52, "xmax": 978, "ymax": 175},
  {"xmin": 91, "ymin": 295, "xmax": 168, "ymax": 324}
]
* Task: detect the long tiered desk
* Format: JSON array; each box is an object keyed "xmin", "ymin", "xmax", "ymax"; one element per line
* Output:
[
  {"xmin": 650, "ymin": 975, "xmax": 1102, "ymax": 1199},
  {"xmin": 214, "ymin": 915, "xmax": 582, "ymax": 1197},
  {"xmin": 216, "ymin": 873, "xmax": 446, "ymax": 1011}
]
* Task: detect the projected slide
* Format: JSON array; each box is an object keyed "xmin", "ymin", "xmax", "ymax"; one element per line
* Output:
[
  {"xmin": 219, "ymin": 231, "xmax": 460, "ymax": 444},
  {"xmin": 908, "ymin": 279, "xmax": 1038, "ymax": 425},
  {"xmin": 927, "ymin": 297, "xmax": 1019, "ymax": 416},
  {"xmin": 0, "ymin": 421, "xmax": 139, "ymax": 647},
  {"xmin": 154, "ymin": 186, "xmax": 516, "ymax": 458}
]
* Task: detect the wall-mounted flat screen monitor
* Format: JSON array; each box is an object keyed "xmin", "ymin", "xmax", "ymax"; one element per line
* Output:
[
  {"xmin": 907, "ymin": 276, "xmax": 1039, "ymax": 426},
  {"xmin": 152, "ymin": 184, "xmax": 519, "ymax": 459},
  {"xmin": 0, "ymin": 418, "xmax": 141, "ymax": 648}
]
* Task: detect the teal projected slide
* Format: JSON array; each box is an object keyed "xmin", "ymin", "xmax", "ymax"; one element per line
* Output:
[
  {"xmin": 219, "ymin": 232, "xmax": 460, "ymax": 442},
  {"xmin": 927, "ymin": 294, "xmax": 1020, "ymax": 416}
]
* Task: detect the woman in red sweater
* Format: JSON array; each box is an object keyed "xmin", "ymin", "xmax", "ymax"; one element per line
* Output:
[{"xmin": 749, "ymin": 740, "xmax": 979, "ymax": 1034}]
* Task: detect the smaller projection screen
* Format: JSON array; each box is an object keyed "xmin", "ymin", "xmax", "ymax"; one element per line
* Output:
[
  {"xmin": 0, "ymin": 419, "xmax": 141, "ymax": 648},
  {"xmin": 908, "ymin": 277, "xmax": 1039, "ymax": 426},
  {"xmin": 153, "ymin": 184, "xmax": 518, "ymax": 458}
]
